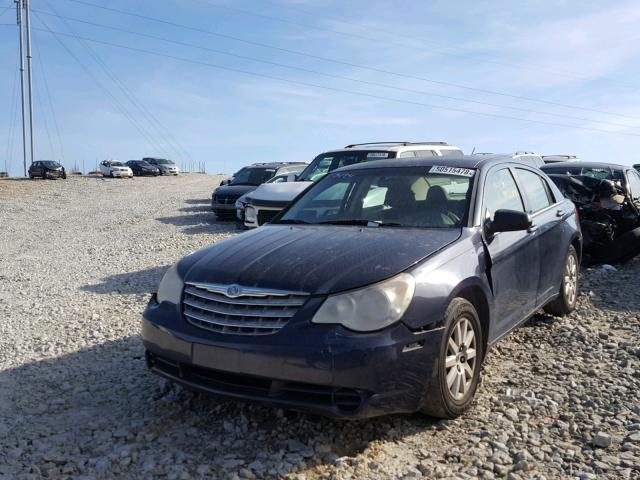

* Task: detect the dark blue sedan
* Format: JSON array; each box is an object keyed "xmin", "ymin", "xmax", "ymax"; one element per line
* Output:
[{"xmin": 142, "ymin": 155, "xmax": 582, "ymax": 419}]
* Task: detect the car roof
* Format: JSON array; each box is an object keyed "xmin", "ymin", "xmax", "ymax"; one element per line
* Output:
[
  {"xmin": 246, "ymin": 162, "xmax": 307, "ymax": 168},
  {"xmin": 336, "ymin": 154, "xmax": 529, "ymax": 172},
  {"xmin": 541, "ymin": 161, "xmax": 628, "ymax": 170},
  {"xmin": 320, "ymin": 142, "xmax": 461, "ymax": 154}
]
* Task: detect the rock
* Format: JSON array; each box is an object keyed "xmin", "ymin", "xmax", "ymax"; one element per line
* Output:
[{"xmin": 592, "ymin": 432, "xmax": 612, "ymax": 448}]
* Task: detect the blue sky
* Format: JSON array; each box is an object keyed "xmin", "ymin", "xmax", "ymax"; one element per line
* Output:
[{"xmin": 1, "ymin": 0, "xmax": 640, "ymax": 175}]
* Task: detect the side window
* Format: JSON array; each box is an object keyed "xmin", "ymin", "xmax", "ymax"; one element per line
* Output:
[
  {"xmin": 483, "ymin": 168, "xmax": 525, "ymax": 219},
  {"xmin": 398, "ymin": 151, "xmax": 416, "ymax": 158},
  {"xmin": 413, "ymin": 150, "xmax": 437, "ymax": 157},
  {"xmin": 515, "ymin": 168, "xmax": 554, "ymax": 213},
  {"xmin": 626, "ymin": 171, "xmax": 640, "ymax": 199}
]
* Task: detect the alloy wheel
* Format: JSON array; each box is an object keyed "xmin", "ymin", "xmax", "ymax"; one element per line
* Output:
[
  {"xmin": 445, "ymin": 316, "xmax": 478, "ymax": 401},
  {"xmin": 564, "ymin": 253, "xmax": 578, "ymax": 306}
]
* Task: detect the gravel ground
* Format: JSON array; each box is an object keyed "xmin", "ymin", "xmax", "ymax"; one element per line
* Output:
[{"xmin": 0, "ymin": 175, "xmax": 638, "ymax": 480}]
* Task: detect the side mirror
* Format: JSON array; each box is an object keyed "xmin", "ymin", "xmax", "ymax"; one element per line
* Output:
[
  {"xmin": 286, "ymin": 173, "xmax": 298, "ymax": 182},
  {"xmin": 486, "ymin": 209, "xmax": 532, "ymax": 236},
  {"xmin": 220, "ymin": 179, "xmax": 230, "ymax": 186}
]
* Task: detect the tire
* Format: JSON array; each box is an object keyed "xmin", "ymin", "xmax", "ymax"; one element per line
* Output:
[
  {"xmin": 544, "ymin": 245, "xmax": 579, "ymax": 316},
  {"xmin": 421, "ymin": 298, "xmax": 484, "ymax": 419}
]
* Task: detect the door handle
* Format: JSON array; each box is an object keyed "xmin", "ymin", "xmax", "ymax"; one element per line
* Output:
[
  {"xmin": 556, "ymin": 209, "xmax": 565, "ymax": 217},
  {"xmin": 527, "ymin": 225, "xmax": 538, "ymax": 234}
]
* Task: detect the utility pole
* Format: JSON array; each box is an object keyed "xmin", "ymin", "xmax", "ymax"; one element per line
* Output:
[
  {"xmin": 16, "ymin": 0, "xmax": 27, "ymax": 176},
  {"xmin": 24, "ymin": 0, "xmax": 35, "ymax": 165}
]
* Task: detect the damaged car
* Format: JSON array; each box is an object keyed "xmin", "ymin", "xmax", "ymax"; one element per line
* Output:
[
  {"xmin": 542, "ymin": 161, "xmax": 640, "ymax": 264},
  {"xmin": 142, "ymin": 154, "xmax": 581, "ymax": 419}
]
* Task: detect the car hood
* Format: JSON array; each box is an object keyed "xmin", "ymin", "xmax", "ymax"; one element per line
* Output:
[
  {"xmin": 183, "ymin": 225, "xmax": 461, "ymax": 295},
  {"xmin": 246, "ymin": 181, "xmax": 313, "ymax": 203},
  {"xmin": 214, "ymin": 184, "xmax": 257, "ymax": 197}
]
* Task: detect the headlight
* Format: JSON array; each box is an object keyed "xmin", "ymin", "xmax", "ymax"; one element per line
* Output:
[
  {"xmin": 156, "ymin": 263, "xmax": 184, "ymax": 304},
  {"xmin": 312, "ymin": 273, "xmax": 415, "ymax": 332},
  {"xmin": 245, "ymin": 206, "xmax": 257, "ymax": 222}
]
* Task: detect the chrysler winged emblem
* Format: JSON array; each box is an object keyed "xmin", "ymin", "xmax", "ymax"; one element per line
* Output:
[{"xmin": 226, "ymin": 285, "xmax": 242, "ymax": 298}]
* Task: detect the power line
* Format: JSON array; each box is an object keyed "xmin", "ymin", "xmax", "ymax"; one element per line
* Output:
[
  {"xmin": 249, "ymin": 0, "xmax": 638, "ymax": 90},
  {"xmin": 33, "ymin": 76, "xmax": 57, "ymax": 161},
  {"xmin": 36, "ymin": 45, "xmax": 67, "ymax": 166},
  {"xmin": 39, "ymin": 0, "xmax": 193, "ymax": 164},
  {"xmin": 32, "ymin": 10, "xmax": 640, "ymax": 132},
  {"xmin": 31, "ymin": 26, "xmax": 640, "ymax": 138},
  {"xmin": 33, "ymin": 13, "xmax": 176, "ymax": 160},
  {"xmin": 192, "ymin": 0, "xmax": 636, "ymax": 89},
  {"xmin": 31, "ymin": 9, "xmax": 640, "ymax": 131},
  {"xmin": 64, "ymin": 0, "xmax": 640, "ymax": 122}
]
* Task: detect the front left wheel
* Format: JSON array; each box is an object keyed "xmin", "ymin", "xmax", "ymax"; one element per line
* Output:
[{"xmin": 421, "ymin": 297, "xmax": 483, "ymax": 419}]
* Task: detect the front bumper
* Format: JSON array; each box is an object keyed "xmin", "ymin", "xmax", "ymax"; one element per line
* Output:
[
  {"xmin": 142, "ymin": 297, "xmax": 444, "ymax": 418},
  {"xmin": 44, "ymin": 170, "xmax": 63, "ymax": 178},
  {"xmin": 112, "ymin": 171, "xmax": 132, "ymax": 177}
]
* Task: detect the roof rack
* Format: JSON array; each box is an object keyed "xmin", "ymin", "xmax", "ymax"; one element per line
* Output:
[
  {"xmin": 514, "ymin": 151, "xmax": 537, "ymax": 155},
  {"xmin": 344, "ymin": 141, "xmax": 449, "ymax": 148},
  {"xmin": 542, "ymin": 155, "xmax": 577, "ymax": 159}
]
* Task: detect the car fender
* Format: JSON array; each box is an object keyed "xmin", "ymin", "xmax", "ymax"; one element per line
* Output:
[{"xmin": 403, "ymin": 229, "xmax": 492, "ymax": 332}]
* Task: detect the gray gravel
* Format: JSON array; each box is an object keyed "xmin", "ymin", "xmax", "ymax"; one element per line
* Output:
[{"xmin": 1, "ymin": 175, "xmax": 639, "ymax": 480}]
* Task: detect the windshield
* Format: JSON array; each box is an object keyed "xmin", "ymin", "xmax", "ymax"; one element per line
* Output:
[
  {"xmin": 230, "ymin": 167, "xmax": 276, "ymax": 185},
  {"xmin": 154, "ymin": 159, "xmax": 173, "ymax": 165},
  {"xmin": 278, "ymin": 167, "xmax": 475, "ymax": 228},
  {"xmin": 42, "ymin": 161, "xmax": 61, "ymax": 167},
  {"xmin": 111, "ymin": 162, "xmax": 124, "ymax": 167},
  {"xmin": 543, "ymin": 166, "xmax": 624, "ymax": 181},
  {"xmin": 298, "ymin": 150, "xmax": 397, "ymax": 182}
]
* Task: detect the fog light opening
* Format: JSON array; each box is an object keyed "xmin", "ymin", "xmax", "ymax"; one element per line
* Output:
[{"xmin": 332, "ymin": 388, "xmax": 363, "ymax": 413}]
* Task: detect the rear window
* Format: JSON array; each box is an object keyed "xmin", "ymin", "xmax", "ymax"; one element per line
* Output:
[{"xmin": 298, "ymin": 150, "xmax": 396, "ymax": 182}]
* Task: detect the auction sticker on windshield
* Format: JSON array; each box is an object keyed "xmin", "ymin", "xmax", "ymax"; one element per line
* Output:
[{"xmin": 429, "ymin": 166, "xmax": 475, "ymax": 177}]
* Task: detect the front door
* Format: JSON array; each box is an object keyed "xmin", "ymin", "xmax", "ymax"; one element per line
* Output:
[{"xmin": 481, "ymin": 167, "xmax": 540, "ymax": 342}]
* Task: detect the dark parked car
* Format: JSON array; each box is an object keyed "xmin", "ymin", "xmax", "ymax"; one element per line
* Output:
[
  {"xmin": 126, "ymin": 160, "xmax": 160, "ymax": 176},
  {"xmin": 28, "ymin": 161, "xmax": 66, "ymax": 179},
  {"xmin": 634, "ymin": 164, "xmax": 640, "ymax": 173},
  {"xmin": 211, "ymin": 162, "xmax": 306, "ymax": 219},
  {"xmin": 143, "ymin": 155, "xmax": 581, "ymax": 419},
  {"xmin": 542, "ymin": 161, "xmax": 640, "ymax": 263}
]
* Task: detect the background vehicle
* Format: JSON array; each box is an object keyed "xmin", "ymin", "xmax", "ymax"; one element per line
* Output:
[
  {"xmin": 99, "ymin": 160, "xmax": 133, "ymax": 178},
  {"xmin": 542, "ymin": 155, "xmax": 580, "ymax": 164},
  {"xmin": 28, "ymin": 161, "xmax": 66, "ymax": 179},
  {"xmin": 474, "ymin": 151, "xmax": 544, "ymax": 168},
  {"xmin": 126, "ymin": 160, "xmax": 160, "ymax": 176},
  {"xmin": 243, "ymin": 141, "xmax": 463, "ymax": 228},
  {"xmin": 634, "ymin": 164, "xmax": 640, "ymax": 173},
  {"xmin": 212, "ymin": 162, "xmax": 306, "ymax": 220},
  {"xmin": 143, "ymin": 154, "xmax": 580, "ymax": 419},
  {"xmin": 144, "ymin": 158, "xmax": 180, "ymax": 175},
  {"xmin": 542, "ymin": 161, "xmax": 640, "ymax": 263}
]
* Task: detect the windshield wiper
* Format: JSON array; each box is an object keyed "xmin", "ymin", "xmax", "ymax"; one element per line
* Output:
[
  {"xmin": 276, "ymin": 219, "xmax": 310, "ymax": 225},
  {"xmin": 317, "ymin": 219, "xmax": 404, "ymax": 227}
]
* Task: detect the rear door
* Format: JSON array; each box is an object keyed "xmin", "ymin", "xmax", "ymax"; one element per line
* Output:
[
  {"xmin": 514, "ymin": 168, "xmax": 566, "ymax": 303},
  {"xmin": 481, "ymin": 166, "xmax": 540, "ymax": 342}
]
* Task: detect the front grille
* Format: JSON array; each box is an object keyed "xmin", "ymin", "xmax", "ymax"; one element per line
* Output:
[
  {"xmin": 214, "ymin": 194, "xmax": 240, "ymax": 205},
  {"xmin": 257, "ymin": 209, "xmax": 280, "ymax": 225},
  {"xmin": 182, "ymin": 283, "xmax": 308, "ymax": 335}
]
